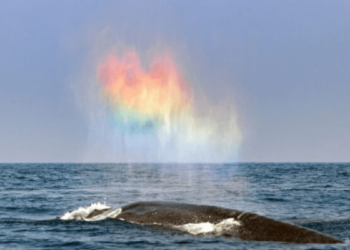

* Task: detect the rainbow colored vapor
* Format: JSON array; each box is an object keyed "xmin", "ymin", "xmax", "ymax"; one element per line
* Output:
[
  {"xmin": 98, "ymin": 51, "xmax": 191, "ymax": 133},
  {"xmin": 96, "ymin": 50, "xmax": 241, "ymax": 162}
]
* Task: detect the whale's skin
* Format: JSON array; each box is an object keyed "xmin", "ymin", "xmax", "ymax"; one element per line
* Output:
[
  {"xmin": 93, "ymin": 202, "xmax": 343, "ymax": 244},
  {"xmin": 115, "ymin": 202, "xmax": 342, "ymax": 244}
]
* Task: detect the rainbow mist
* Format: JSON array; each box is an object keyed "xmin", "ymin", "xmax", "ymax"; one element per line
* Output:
[{"xmin": 95, "ymin": 50, "xmax": 241, "ymax": 162}]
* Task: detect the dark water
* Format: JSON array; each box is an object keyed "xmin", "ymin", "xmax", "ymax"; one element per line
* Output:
[{"xmin": 0, "ymin": 163, "xmax": 349, "ymax": 249}]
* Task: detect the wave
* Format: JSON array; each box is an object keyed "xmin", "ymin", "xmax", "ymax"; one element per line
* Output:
[{"xmin": 60, "ymin": 203, "xmax": 121, "ymax": 221}]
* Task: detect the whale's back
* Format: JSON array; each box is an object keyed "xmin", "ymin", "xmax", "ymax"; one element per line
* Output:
[{"xmin": 117, "ymin": 202, "xmax": 343, "ymax": 244}]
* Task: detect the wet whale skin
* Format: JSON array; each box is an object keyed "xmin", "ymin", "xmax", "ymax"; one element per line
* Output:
[{"xmin": 114, "ymin": 202, "xmax": 343, "ymax": 244}]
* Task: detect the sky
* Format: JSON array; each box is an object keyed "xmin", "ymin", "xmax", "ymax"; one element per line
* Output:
[{"xmin": 0, "ymin": 0, "xmax": 349, "ymax": 162}]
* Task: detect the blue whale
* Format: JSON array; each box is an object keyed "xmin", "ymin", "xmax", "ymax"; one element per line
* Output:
[{"xmin": 88, "ymin": 201, "xmax": 343, "ymax": 244}]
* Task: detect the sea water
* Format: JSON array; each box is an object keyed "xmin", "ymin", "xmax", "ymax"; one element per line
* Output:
[{"xmin": 0, "ymin": 163, "xmax": 349, "ymax": 249}]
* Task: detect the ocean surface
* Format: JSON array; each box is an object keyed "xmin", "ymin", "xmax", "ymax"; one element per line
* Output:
[{"xmin": 0, "ymin": 163, "xmax": 349, "ymax": 249}]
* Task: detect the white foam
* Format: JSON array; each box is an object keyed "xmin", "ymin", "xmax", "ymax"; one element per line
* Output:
[
  {"xmin": 174, "ymin": 218, "xmax": 240, "ymax": 236},
  {"xmin": 60, "ymin": 203, "xmax": 122, "ymax": 221}
]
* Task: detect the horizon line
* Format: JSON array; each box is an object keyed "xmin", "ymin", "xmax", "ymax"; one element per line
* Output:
[{"xmin": 0, "ymin": 161, "xmax": 349, "ymax": 164}]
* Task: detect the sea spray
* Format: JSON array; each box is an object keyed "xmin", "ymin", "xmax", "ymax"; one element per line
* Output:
[{"xmin": 61, "ymin": 203, "xmax": 122, "ymax": 221}]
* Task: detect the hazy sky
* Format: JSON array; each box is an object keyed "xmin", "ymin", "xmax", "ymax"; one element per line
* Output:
[{"xmin": 1, "ymin": 0, "xmax": 349, "ymax": 162}]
